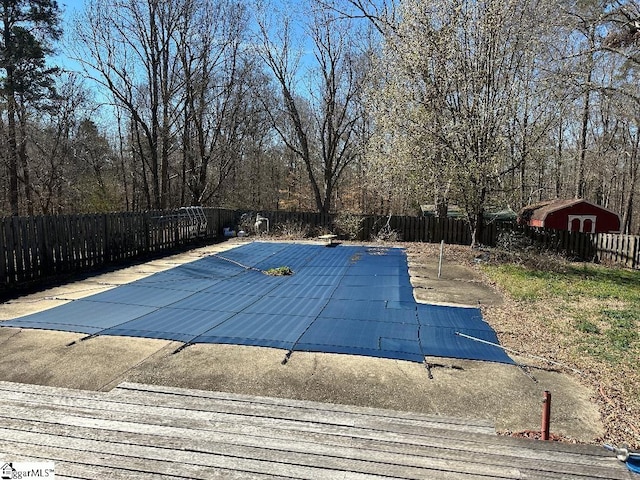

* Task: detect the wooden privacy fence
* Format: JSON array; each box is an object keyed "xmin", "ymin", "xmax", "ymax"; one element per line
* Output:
[
  {"xmin": 592, "ymin": 232, "xmax": 640, "ymax": 268},
  {"xmin": 256, "ymin": 210, "xmax": 505, "ymax": 245},
  {"xmin": 0, "ymin": 208, "xmax": 236, "ymax": 289},
  {"xmin": 512, "ymin": 227, "xmax": 640, "ymax": 269},
  {"xmin": 525, "ymin": 228, "xmax": 640, "ymax": 269},
  {"xmin": 257, "ymin": 211, "xmax": 640, "ymax": 269},
  {"xmin": 2, "ymin": 208, "xmax": 638, "ymax": 290}
]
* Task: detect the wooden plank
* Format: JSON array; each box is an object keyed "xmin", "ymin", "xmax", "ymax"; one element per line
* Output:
[
  {"xmin": 0, "ymin": 420, "xmax": 523, "ymax": 480},
  {"xmin": 426, "ymin": 216, "xmax": 432, "ymax": 242},
  {"xmin": 0, "ymin": 439, "xmax": 282, "ymax": 480},
  {"xmin": 622, "ymin": 235, "xmax": 629, "ymax": 266},
  {"xmin": 6, "ymin": 217, "xmax": 18, "ymax": 283},
  {"xmin": 71, "ymin": 214, "xmax": 79, "ymax": 269},
  {"xmin": 407, "ymin": 217, "xmax": 417, "ymax": 242},
  {"xmin": 0, "ymin": 218, "xmax": 7, "ymax": 286},
  {"xmin": 0, "ymin": 383, "xmax": 608, "ymax": 461},
  {"xmin": 82, "ymin": 214, "xmax": 91, "ymax": 268},
  {"xmin": 600, "ymin": 233, "xmax": 610, "ymax": 264},
  {"xmin": 22, "ymin": 217, "xmax": 34, "ymax": 280},
  {"xmin": 608, "ymin": 233, "xmax": 616, "ymax": 263},
  {"xmin": 0, "ymin": 397, "xmax": 617, "ymax": 473},
  {"xmin": 0, "ymin": 394, "xmax": 628, "ymax": 479},
  {"xmin": 121, "ymin": 213, "xmax": 129, "ymax": 259},
  {"xmin": 70, "ymin": 215, "xmax": 78, "ymax": 271},
  {"xmin": 102, "ymin": 214, "xmax": 109, "ymax": 262},
  {"xmin": 597, "ymin": 233, "xmax": 604, "ymax": 262},
  {"xmin": 63, "ymin": 214, "xmax": 72, "ymax": 271},
  {"xmin": 91, "ymin": 214, "xmax": 101, "ymax": 266},
  {"xmin": 44, "ymin": 216, "xmax": 55, "ymax": 273},
  {"xmin": 15, "ymin": 217, "xmax": 25, "ymax": 282},
  {"xmin": 0, "ymin": 389, "xmax": 496, "ymax": 442},
  {"xmin": 1, "ymin": 406, "xmax": 620, "ymax": 480},
  {"xmin": 109, "ymin": 390, "xmax": 495, "ymax": 435},
  {"xmin": 36, "ymin": 216, "xmax": 48, "ymax": 276},
  {"xmin": 84, "ymin": 214, "xmax": 92, "ymax": 267},
  {"xmin": 624, "ymin": 235, "xmax": 633, "ymax": 268},
  {"xmin": 112, "ymin": 382, "xmax": 495, "ymax": 430},
  {"xmin": 13, "ymin": 217, "xmax": 26, "ymax": 282},
  {"xmin": 116, "ymin": 213, "xmax": 124, "ymax": 260},
  {"xmin": 30, "ymin": 216, "xmax": 39, "ymax": 278},
  {"xmin": 76, "ymin": 215, "xmax": 84, "ymax": 269}
]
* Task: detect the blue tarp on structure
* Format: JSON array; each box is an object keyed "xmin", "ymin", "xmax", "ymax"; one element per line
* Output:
[{"xmin": 2, "ymin": 242, "xmax": 513, "ymax": 365}]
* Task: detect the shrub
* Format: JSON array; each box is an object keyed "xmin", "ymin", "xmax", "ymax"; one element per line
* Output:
[
  {"xmin": 274, "ymin": 220, "xmax": 311, "ymax": 239},
  {"xmin": 372, "ymin": 215, "xmax": 401, "ymax": 242},
  {"xmin": 333, "ymin": 213, "xmax": 363, "ymax": 240}
]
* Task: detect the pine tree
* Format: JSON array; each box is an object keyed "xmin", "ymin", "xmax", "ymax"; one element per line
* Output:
[{"xmin": 1, "ymin": 0, "xmax": 61, "ymax": 215}]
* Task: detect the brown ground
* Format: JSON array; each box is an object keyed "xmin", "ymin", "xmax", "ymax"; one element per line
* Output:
[
  {"xmin": 0, "ymin": 238, "xmax": 607, "ymax": 444},
  {"xmin": 407, "ymin": 242, "xmax": 640, "ymax": 449}
]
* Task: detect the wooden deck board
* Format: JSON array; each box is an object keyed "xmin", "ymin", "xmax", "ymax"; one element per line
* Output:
[
  {"xmin": 0, "ymin": 387, "xmax": 609, "ymax": 461},
  {"xmin": 0, "ymin": 440, "xmax": 283, "ymax": 480},
  {"xmin": 1, "ymin": 412, "xmax": 623, "ymax": 480},
  {"xmin": 0, "ymin": 413, "xmax": 534, "ymax": 480},
  {"xmin": 0, "ymin": 381, "xmax": 633, "ymax": 479},
  {"xmin": 113, "ymin": 382, "xmax": 497, "ymax": 431},
  {"xmin": 1, "ymin": 380, "xmax": 495, "ymax": 433}
]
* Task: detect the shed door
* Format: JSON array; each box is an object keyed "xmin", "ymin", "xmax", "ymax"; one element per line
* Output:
[
  {"xmin": 569, "ymin": 217, "xmax": 581, "ymax": 232},
  {"xmin": 568, "ymin": 215, "xmax": 597, "ymax": 233},
  {"xmin": 583, "ymin": 218, "xmax": 595, "ymax": 233}
]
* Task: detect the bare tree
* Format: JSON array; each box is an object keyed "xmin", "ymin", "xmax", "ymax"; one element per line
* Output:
[
  {"xmin": 256, "ymin": 0, "xmax": 367, "ymax": 213},
  {"xmin": 178, "ymin": 0, "xmax": 254, "ymax": 206},
  {"xmin": 73, "ymin": 0, "xmax": 184, "ymax": 210},
  {"xmin": 364, "ymin": 0, "xmax": 559, "ymax": 244},
  {"xmin": 25, "ymin": 75, "xmax": 88, "ymax": 214}
]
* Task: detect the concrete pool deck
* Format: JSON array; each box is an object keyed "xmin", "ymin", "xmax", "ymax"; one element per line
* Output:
[{"xmin": 0, "ymin": 238, "xmax": 604, "ymax": 442}]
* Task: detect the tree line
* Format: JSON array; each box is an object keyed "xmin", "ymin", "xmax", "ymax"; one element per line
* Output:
[{"xmin": 1, "ymin": 0, "xmax": 639, "ymax": 239}]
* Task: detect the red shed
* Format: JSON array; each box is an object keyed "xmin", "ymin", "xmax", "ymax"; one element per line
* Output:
[{"xmin": 519, "ymin": 199, "xmax": 621, "ymax": 233}]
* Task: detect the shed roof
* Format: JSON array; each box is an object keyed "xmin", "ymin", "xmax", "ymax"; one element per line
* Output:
[{"xmin": 519, "ymin": 198, "xmax": 619, "ymax": 224}]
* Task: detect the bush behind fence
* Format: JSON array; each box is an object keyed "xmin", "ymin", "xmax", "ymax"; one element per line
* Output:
[{"xmin": 2, "ymin": 208, "xmax": 638, "ymax": 290}]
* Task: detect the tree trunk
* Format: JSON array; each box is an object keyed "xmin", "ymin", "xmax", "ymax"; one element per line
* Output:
[
  {"xmin": 4, "ymin": 30, "xmax": 19, "ymax": 216},
  {"xmin": 556, "ymin": 118, "xmax": 563, "ymax": 198},
  {"xmin": 576, "ymin": 32, "xmax": 595, "ymax": 199},
  {"xmin": 621, "ymin": 130, "xmax": 639, "ymax": 234}
]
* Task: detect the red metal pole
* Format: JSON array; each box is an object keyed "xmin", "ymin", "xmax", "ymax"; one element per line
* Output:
[{"xmin": 541, "ymin": 390, "xmax": 551, "ymax": 440}]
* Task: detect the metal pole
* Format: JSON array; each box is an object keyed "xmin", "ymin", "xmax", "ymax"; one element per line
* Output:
[
  {"xmin": 541, "ymin": 390, "xmax": 551, "ymax": 440},
  {"xmin": 438, "ymin": 240, "xmax": 444, "ymax": 279}
]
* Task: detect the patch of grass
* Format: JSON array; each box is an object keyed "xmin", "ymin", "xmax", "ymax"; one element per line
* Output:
[
  {"xmin": 601, "ymin": 308, "xmax": 639, "ymax": 352},
  {"xmin": 482, "ymin": 264, "xmax": 564, "ymax": 301},
  {"xmin": 575, "ymin": 319, "xmax": 600, "ymax": 334},
  {"xmin": 483, "ymin": 263, "xmax": 640, "ymax": 357},
  {"xmin": 482, "ymin": 258, "xmax": 640, "ymax": 446},
  {"xmin": 579, "ymin": 337, "xmax": 618, "ymax": 363},
  {"xmin": 606, "ymin": 328, "xmax": 638, "ymax": 351},
  {"xmin": 263, "ymin": 266, "xmax": 294, "ymax": 276},
  {"xmin": 483, "ymin": 263, "xmax": 640, "ymax": 303}
]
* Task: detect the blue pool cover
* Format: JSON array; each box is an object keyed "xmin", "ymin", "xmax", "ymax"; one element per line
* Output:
[{"xmin": 2, "ymin": 242, "xmax": 513, "ymax": 364}]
